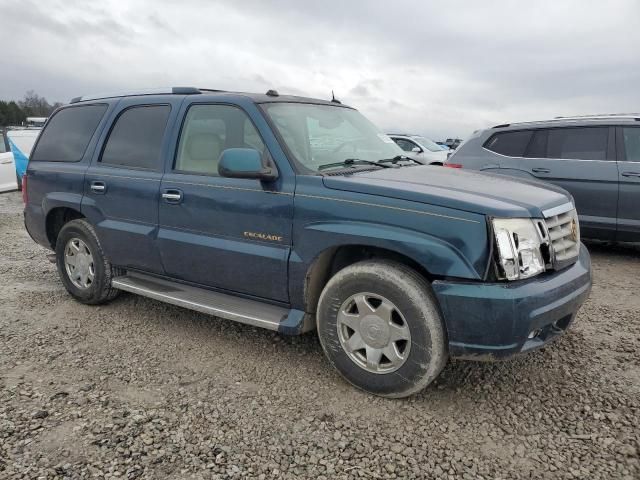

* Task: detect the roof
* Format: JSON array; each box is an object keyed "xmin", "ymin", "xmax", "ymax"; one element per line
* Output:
[{"xmin": 69, "ymin": 86, "xmax": 351, "ymax": 108}]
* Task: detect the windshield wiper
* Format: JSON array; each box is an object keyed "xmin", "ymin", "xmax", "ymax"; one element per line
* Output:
[
  {"xmin": 318, "ymin": 158, "xmax": 392, "ymax": 171},
  {"xmin": 377, "ymin": 155, "xmax": 425, "ymax": 165}
]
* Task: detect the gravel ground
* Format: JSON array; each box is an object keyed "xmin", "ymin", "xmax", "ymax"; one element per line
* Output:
[{"xmin": 0, "ymin": 191, "xmax": 638, "ymax": 480}]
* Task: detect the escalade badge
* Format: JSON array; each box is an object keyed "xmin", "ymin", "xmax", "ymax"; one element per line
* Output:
[{"xmin": 244, "ymin": 231, "xmax": 283, "ymax": 242}]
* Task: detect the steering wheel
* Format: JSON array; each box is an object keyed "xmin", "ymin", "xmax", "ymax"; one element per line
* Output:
[{"xmin": 330, "ymin": 139, "xmax": 360, "ymax": 155}]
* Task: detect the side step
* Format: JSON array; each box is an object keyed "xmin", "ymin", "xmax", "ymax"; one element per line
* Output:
[{"xmin": 111, "ymin": 273, "xmax": 313, "ymax": 334}]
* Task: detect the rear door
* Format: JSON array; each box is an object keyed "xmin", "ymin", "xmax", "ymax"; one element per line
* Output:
[
  {"xmin": 522, "ymin": 126, "xmax": 618, "ymax": 240},
  {"xmin": 616, "ymin": 126, "xmax": 640, "ymax": 241},
  {"xmin": 82, "ymin": 98, "xmax": 176, "ymax": 273},
  {"xmin": 157, "ymin": 101, "xmax": 294, "ymax": 302}
]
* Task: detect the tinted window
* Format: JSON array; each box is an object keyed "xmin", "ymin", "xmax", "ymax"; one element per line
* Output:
[
  {"xmin": 101, "ymin": 105, "xmax": 170, "ymax": 169},
  {"xmin": 484, "ymin": 130, "xmax": 533, "ymax": 157},
  {"xmin": 175, "ymin": 104, "xmax": 265, "ymax": 176},
  {"xmin": 547, "ymin": 127, "xmax": 608, "ymax": 160},
  {"xmin": 393, "ymin": 138, "xmax": 416, "ymax": 152},
  {"xmin": 622, "ymin": 128, "xmax": 640, "ymax": 162},
  {"xmin": 31, "ymin": 105, "xmax": 107, "ymax": 162},
  {"xmin": 524, "ymin": 130, "xmax": 548, "ymax": 158}
]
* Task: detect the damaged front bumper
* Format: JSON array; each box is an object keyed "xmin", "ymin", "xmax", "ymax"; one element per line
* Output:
[{"xmin": 433, "ymin": 243, "xmax": 592, "ymax": 360}]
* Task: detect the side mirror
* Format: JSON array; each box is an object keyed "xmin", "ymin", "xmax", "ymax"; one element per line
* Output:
[
  {"xmin": 218, "ymin": 148, "xmax": 278, "ymax": 181},
  {"xmin": 411, "ymin": 146, "xmax": 422, "ymax": 153}
]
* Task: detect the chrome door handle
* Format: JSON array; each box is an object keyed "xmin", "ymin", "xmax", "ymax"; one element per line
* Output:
[
  {"xmin": 621, "ymin": 171, "xmax": 640, "ymax": 178},
  {"xmin": 90, "ymin": 181, "xmax": 106, "ymax": 193},
  {"xmin": 161, "ymin": 189, "xmax": 183, "ymax": 203},
  {"xmin": 532, "ymin": 167, "xmax": 550, "ymax": 174}
]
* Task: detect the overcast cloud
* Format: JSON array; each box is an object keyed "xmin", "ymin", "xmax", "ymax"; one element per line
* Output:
[{"xmin": 1, "ymin": 0, "xmax": 639, "ymax": 138}]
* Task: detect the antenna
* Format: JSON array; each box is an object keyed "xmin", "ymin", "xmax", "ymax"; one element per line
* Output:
[{"xmin": 331, "ymin": 90, "xmax": 341, "ymax": 104}]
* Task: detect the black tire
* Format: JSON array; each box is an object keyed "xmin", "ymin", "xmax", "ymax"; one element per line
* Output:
[
  {"xmin": 55, "ymin": 219, "xmax": 121, "ymax": 305},
  {"xmin": 317, "ymin": 260, "xmax": 447, "ymax": 398},
  {"xmin": 16, "ymin": 173, "xmax": 22, "ymax": 191}
]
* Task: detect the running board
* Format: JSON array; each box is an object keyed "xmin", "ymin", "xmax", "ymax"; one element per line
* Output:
[{"xmin": 111, "ymin": 273, "xmax": 313, "ymax": 335}]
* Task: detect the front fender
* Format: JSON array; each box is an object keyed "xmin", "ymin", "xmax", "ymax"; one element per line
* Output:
[{"xmin": 302, "ymin": 220, "xmax": 480, "ymax": 278}]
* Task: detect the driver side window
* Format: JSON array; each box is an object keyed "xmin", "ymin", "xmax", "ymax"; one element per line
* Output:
[{"xmin": 175, "ymin": 104, "xmax": 265, "ymax": 176}]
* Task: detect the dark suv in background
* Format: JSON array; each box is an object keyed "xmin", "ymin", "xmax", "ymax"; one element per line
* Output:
[{"xmin": 446, "ymin": 115, "xmax": 640, "ymax": 242}]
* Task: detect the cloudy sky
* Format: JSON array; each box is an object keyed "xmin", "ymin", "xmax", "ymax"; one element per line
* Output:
[{"xmin": 2, "ymin": 0, "xmax": 639, "ymax": 139}]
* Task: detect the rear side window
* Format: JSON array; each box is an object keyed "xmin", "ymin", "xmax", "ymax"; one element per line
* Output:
[
  {"xmin": 547, "ymin": 127, "xmax": 608, "ymax": 160},
  {"xmin": 100, "ymin": 105, "xmax": 170, "ymax": 170},
  {"xmin": 484, "ymin": 130, "xmax": 533, "ymax": 157},
  {"xmin": 31, "ymin": 104, "xmax": 107, "ymax": 162},
  {"xmin": 622, "ymin": 127, "xmax": 640, "ymax": 162},
  {"xmin": 524, "ymin": 130, "xmax": 548, "ymax": 158}
]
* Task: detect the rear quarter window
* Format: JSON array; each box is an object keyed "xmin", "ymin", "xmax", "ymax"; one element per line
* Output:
[
  {"xmin": 31, "ymin": 104, "xmax": 108, "ymax": 162},
  {"xmin": 484, "ymin": 130, "xmax": 533, "ymax": 157}
]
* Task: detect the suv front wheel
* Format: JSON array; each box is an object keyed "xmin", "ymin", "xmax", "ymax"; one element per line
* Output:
[
  {"xmin": 317, "ymin": 260, "xmax": 447, "ymax": 398},
  {"xmin": 55, "ymin": 219, "xmax": 121, "ymax": 305}
]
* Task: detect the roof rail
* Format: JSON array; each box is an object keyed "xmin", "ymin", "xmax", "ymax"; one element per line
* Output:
[
  {"xmin": 554, "ymin": 113, "xmax": 640, "ymax": 119},
  {"xmin": 492, "ymin": 114, "xmax": 640, "ymax": 129},
  {"xmin": 69, "ymin": 86, "xmax": 205, "ymax": 104}
]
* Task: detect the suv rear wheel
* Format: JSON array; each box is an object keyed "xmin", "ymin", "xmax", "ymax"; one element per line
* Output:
[
  {"xmin": 317, "ymin": 260, "xmax": 447, "ymax": 398},
  {"xmin": 55, "ymin": 219, "xmax": 121, "ymax": 305}
]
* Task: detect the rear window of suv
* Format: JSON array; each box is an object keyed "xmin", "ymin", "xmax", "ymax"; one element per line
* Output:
[
  {"xmin": 31, "ymin": 104, "xmax": 107, "ymax": 162},
  {"xmin": 484, "ymin": 130, "xmax": 533, "ymax": 157}
]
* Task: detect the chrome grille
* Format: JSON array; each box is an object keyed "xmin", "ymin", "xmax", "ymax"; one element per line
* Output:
[{"xmin": 543, "ymin": 206, "xmax": 580, "ymax": 265}]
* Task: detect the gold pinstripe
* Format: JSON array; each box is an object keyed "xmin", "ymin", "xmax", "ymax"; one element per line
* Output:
[{"xmin": 295, "ymin": 193, "xmax": 480, "ymax": 223}]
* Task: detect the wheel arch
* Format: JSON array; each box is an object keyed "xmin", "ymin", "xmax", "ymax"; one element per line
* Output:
[
  {"xmin": 45, "ymin": 207, "xmax": 85, "ymax": 249},
  {"xmin": 303, "ymin": 244, "xmax": 433, "ymax": 315}
]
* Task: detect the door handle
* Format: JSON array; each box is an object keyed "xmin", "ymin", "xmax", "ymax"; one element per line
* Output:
[
  {"xmin": 90, "ymin": 181, "xmax": 106, "ymax": 194},
  {"xmin": 621, "ymin": 171, "xmax": 640, "ymax": 178},
  {"xmin": 0, "ymin": 159, "xmax": 13, "ymax": 164},
  {"xmin": 531, "ymin": 167, "xmax": 551, "ymax": 174},
  {"xmin": 161, "ymin": 189, "xmax": 183, "ymax": 203}
]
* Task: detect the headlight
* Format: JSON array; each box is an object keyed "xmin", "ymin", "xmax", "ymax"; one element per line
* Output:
[{"xmin": 492, "ymin": 218, "xmax": 547, "ymax": 280}]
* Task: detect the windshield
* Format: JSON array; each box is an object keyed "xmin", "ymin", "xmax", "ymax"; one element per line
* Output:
[
  {"xmin": 413, "ymin": 136, "xmax": 443, "ymax": 152},
  {"xmin": 262, "ymin": 103, "xmax": 404, "ymax": 172}
]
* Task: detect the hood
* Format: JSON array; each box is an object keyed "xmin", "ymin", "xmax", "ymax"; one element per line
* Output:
[{"xmin": 322, "ymin": 165, "xmax": 572, "ymax": 218}]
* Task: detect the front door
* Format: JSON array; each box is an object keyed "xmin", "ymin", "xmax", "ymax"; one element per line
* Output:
[
  {"xmin": 157, "ymin": 103, "xmax": 293, "ymax": 302},
  {"xmin": 616, "ymin": 126, "xmax": 640, "ymax": 241},
  {"xmin": 522, "ymin": 126, "xmax": 619, "ymax": 240},
  {"xmin": 83, "ymin": 100, "xmax": 174, "ymax": 273}
]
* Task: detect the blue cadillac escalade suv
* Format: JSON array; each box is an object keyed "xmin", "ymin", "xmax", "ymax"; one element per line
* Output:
[{"xmin": 23, "ymin": 87, "xmax": 592, "ymax": 397}]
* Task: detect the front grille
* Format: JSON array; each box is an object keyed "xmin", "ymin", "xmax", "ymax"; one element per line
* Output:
[{"xmin": 543, "ymin": 206, "xmax": 580, "ymax": 265}]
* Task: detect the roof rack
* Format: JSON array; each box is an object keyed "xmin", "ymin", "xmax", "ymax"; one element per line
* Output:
[
  {"xmin": 493, "ymin": 113, "xmax": 640, "ymax": 128},
  {"xmin": 69, "ymin": 86, "xmax": 207, "ymax": 104},
  {"xmin": 554, "ymin": 113, "xmax": 640, "ymax": 119}
]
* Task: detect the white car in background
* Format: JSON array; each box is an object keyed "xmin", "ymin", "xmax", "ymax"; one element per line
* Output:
[
  {"xmin": 388, "ymin": 134, "xmax": 450, "ymax": 165},
  {"xmin": 0, "ymin": 128, "xmax": 41, "ymax": 192}
]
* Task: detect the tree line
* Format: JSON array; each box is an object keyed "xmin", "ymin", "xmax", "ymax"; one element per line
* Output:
[{"xmin": 0, "ymin": 91, "xmax": 63, "ymax": 127}]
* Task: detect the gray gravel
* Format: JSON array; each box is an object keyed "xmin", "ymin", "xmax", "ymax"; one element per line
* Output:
[{"xmin": 0, "ymin": 191, "xmax": 638, "ymax": 479}]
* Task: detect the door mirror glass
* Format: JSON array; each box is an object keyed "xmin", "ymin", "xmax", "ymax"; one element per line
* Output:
[{"xmin": 218, "ymin": 148, "xmax": 278, "ymax": 180}]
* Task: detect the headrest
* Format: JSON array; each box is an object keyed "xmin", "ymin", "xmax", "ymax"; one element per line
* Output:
[{"xmin": 188, "ymin": 133, "xmax": 222, "ymax": 161}]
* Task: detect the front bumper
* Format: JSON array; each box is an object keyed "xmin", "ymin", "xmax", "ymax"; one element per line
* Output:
[{"xmin": 433, "ymin": 243, "xmax": 592, "ymax": 360}]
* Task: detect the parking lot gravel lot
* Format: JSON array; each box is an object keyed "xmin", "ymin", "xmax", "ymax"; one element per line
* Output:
[{"xmin": 0, "ymin": 191, "xmax": 638, "ymax": 480}]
